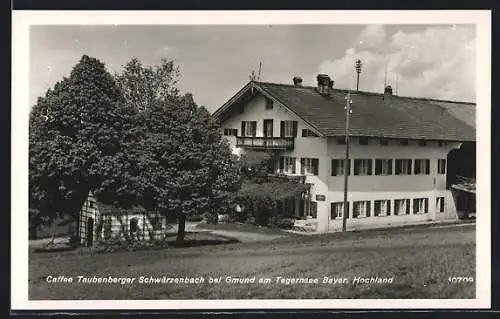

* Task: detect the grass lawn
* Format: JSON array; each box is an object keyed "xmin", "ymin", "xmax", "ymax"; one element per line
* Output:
[{"xmin": 29, "ymin": 224, "xmax": 475, "ymax": 300}]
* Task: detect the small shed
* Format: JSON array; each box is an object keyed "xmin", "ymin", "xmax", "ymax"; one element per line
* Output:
[{"xmin": 77, "ymin": 192, "xmax": 167, "ymax": 247}]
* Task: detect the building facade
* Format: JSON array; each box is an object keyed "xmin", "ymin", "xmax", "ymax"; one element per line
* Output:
[{"xmin": 213, "ymin": 75, "xmax": 476, "ymax": 233}]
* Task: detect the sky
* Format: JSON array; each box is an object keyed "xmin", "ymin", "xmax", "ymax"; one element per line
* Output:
[{"xmin": 30, "ymin": 24, "xmax": 476, "ymax": 113}]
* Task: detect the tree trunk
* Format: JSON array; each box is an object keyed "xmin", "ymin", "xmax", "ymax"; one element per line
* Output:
[{"xmin": 176, "ymin": 213, "xmax": 186, "ymax": 242}]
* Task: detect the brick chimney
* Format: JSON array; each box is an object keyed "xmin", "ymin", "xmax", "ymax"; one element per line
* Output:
[
  {"xmin": 293, "ymin": 76, "xmax": 303, "ymax": 87},
  {"xmin": 316, "ymin": 74, "xmax": 332, "ymax": 95},
  {"xmin": 384, "ymin": 85, "xmax": 393, "ymax": 100}
]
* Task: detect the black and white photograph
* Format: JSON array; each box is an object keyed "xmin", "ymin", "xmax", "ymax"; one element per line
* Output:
[{"xmin": 12, "ymin": 10, "xmax": 490, "ymax": 310}]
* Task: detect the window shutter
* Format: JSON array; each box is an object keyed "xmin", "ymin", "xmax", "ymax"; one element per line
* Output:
[
  {"xmin": 279, "ymin": 156, "xmax": 284, "ymax": 171},
  {"xmin": 407, "ymin": 160, "xmax": 412, "ymax": 174},
  {"xmin": 375, "ymin": 160, "xmax": 381, "ymax": 175},
  {"xmin": 406, "ymin": 199, "xmax": 410, "ymax": 215},
  {"xmin": 331, "ymin": 160, "xmax": 337, "ymax": 176},
  {"xmin": 388, "ymin": 160, "xmax": 393, "ymax": 175},
  {"xmin": 368, "ymin": 160, "xmax": 373, "ymax": 175},
  {"xmin": 395, "ymin": 160, "xmax": 401, "ymax": 175},
  {"xmin": 345, "ymin": 202, "xmax": 350, "ymax": 219},
  {"xmin": 354, "ymin": 160, "xmax": 359, "ymax": 175},
  {"xmin": 300, "ymin": 158, "xmax": 305, "ymax": 175},
  {"xmin": 252, "ymin": 121, "xmax": 257, "ymax": 137},
  {"xmin": 366, "ymin": 201, "xmax": 371, "ymax": 217},
  {"xmin": 425, "ymin": 159, "xmax": 430, "ymax": 175},
  {"xmin": 292, "ymin": 121, "xmax": 298, "ymax": 137},
  {"xmin": 387, "ymin": 200, "xmax": 391, "ymax": 215},
  {"xmin": 292, "ymin": 158, "xmax": 296, "ymax": 174},
  {"xmin": 241, "ymin": 122, "xmax": 246, "ymax": 137},
  {"xmin": 280, "ymin": 121, "xmax": 285, "ymax": 137},
  {"xmin": 312, "ymin": 159, "xmax": 319, "ymax": 175},
  {"xmin": 425, "ymin": 198, "xmax": 429, "ymax": 213},
  {"xmin": 415, "ymin": 160, "xmax": 421, "ymax": 174}
]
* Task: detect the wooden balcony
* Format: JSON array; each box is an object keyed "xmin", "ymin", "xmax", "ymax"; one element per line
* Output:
[{"xmin": 236, "ymin": 136, "xmax": 294, "ymax": 150}]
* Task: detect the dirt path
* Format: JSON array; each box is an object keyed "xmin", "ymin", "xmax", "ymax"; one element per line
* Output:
[{"xmin": 206, "ymin": 229, "xmax": 284, "ymax": 243}]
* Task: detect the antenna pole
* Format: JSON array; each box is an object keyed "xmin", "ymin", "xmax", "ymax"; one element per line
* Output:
[
  {"xmin": 258, "ymin": 62, "xmax": 262, "ymax": 81},
  {"xmin": 384, "ymin": 64, "xmax": 388, "ymax": 87}
]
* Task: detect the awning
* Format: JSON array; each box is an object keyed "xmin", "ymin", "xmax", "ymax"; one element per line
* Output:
[{"xmin": 237, "ymin": 180, "xmax": 310, "ymax": 200}]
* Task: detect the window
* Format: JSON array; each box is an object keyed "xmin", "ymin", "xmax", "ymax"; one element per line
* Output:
[
  {"xmin": 375, "ymin": 159, "xmax": 392, "ymax": 175},
  {"xmin": 151, "ymin": 216, "xmax": 162, "ymax": 231},
  {"xmin": 129, "ymin": 218, "xmax": 138, "ymax": 235},
  {"xmin": 241, "ymin": 121, "xmax": 257, "ymax": 137},
  {"xmin": 395, "ymin": 159, "xmax": 412, "ymax": 175},
  {"xmin": 265, "ymin": 98, "xmax": 273, "ymax": 109},
  {"xmin": 331, "ymin": 159, "xmax": 350, "ymax": 176},
  {"xmin": 89, "ymin": 201, "xmax": 94, "ymax": 208},
  {"xmin": 353, "ymin": 159, "xmax": 372, "ymax": 176},
  {"xmin": 280, "ymin": 121, "xmax": 298, "ymax": 137},
  {"xmin": 400, "ymin": 140, "xmax": 409, "ymax": 146},
  {"xmin": 337, "ymin": 137, "xmax": 346, "ymax": 145},
  {"xmin": 353, "ymin": 201, "xmax": 371, "ymax": 218},
  {"xmin": 436, "ymin": 197, "xmax": 445, "ymax": 213},
  {"xmin": 394, "ymin": 199, "xmax": 410, "ymax": 215},
  {"xmin": 359, "ymin": 137, "xmax": 369, "ymax": 145},
  {"xmin": 223, "ymin": 128, "xmax": 237, "ymax": 136},
  {"xmin": 438, "ymin": 159, "xmax": 446, "ymax": 174},
  {"xmin": 331, "ymin": 202, "xmax": 349, "ymax": 219},
  {"xmin": 413, "ymin": 198, "xmax": 429, "ymax": 214},
  {"xmin": 301, "ymin": 158, "xmax": 319, "ymax": 175},
  {"xmin": 374, "ymin": 200, "xmax": 391, "ymax": 217},
  {"xmin": 414, "ymin": 159, "xmax": 430, "ymax": 175},
  {"xmin": 279, "ymin": 156, "xmax": 296, "ymax": 174},
  {"xmin": 380, "ymin": 139, "xmax": 389, "ymax": 146},
  {"xmin": 302, "ymin": 129, "xmax": 319, "ymax": 137},
  {"xmin": 418, "ymin": 140, "xmax": 427, "ymax": 147}
]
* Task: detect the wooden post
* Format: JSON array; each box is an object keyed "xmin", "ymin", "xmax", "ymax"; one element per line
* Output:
[{"xmin": 342, "ymin": 92, "xmax": 352, "ymax": 232}]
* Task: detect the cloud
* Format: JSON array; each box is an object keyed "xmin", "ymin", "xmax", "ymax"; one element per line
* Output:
[{"xmin": 318, "ymin": 25, "xmax": 475, "ymax": 102}]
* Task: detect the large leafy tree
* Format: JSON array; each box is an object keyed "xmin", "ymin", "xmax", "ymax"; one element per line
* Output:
[
  {"xmin": 29, "ymin": 55, "xmax": 138, "ymax": 239},
  {"xmin": 114, "ymin": 58, "xmax": 241, "ymax": 242},
  {"xmin": 140, "ymin": 99, "xmax": 241, "ymax": 242}
]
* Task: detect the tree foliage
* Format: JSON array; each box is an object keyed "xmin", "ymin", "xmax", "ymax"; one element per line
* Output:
[
  {"xmin": 29, "ymin": 55, "xmax": 138, "ymax": 238},
  {"xmin": 114, "ymin": 57, "xmax": 180, "ymax": 111},
  {"xmin": 29, "ymin": 55, "xmax": 242, "ymax": 244}
]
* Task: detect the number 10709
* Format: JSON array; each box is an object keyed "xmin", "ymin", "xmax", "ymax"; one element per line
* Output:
[{"xmin": 448, "ymin": 276, "xmax": 474, "ymax": 283}]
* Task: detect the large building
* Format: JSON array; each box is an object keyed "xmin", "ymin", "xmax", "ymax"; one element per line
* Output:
[{"xmin": 213, "ymin": 75, "xmax": 476, "ymax": 233}]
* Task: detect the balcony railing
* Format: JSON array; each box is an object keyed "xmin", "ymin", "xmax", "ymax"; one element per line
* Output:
[{"xmin": 236, "ymin": 136, "xmax": 294, "ymax": 150}]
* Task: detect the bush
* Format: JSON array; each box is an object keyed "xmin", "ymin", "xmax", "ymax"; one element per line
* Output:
[
  {"xmin": 187, "ymin": 215, "xmax": 204, "ymax": 222},
  {"xmin": 217, "ymin": 214, "xmax": 231, "ymax": 224},
  {"xmin": 275, "ymin": 218, "xmax": 295, "ymax": 229}
]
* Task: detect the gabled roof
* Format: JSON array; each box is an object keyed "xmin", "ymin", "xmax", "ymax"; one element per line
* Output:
[{"xmin": 213, "ymin": 81, "xmax": 476, "ymax": 142}]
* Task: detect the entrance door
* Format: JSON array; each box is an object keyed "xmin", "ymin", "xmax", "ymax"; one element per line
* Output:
[
  {"xmin": 86, "ymin": 217, "xmax": 94, "ymax": 247},
  {"xmin": 263, "ymin": 119, "xmax": 273, "ymax": 137}
]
